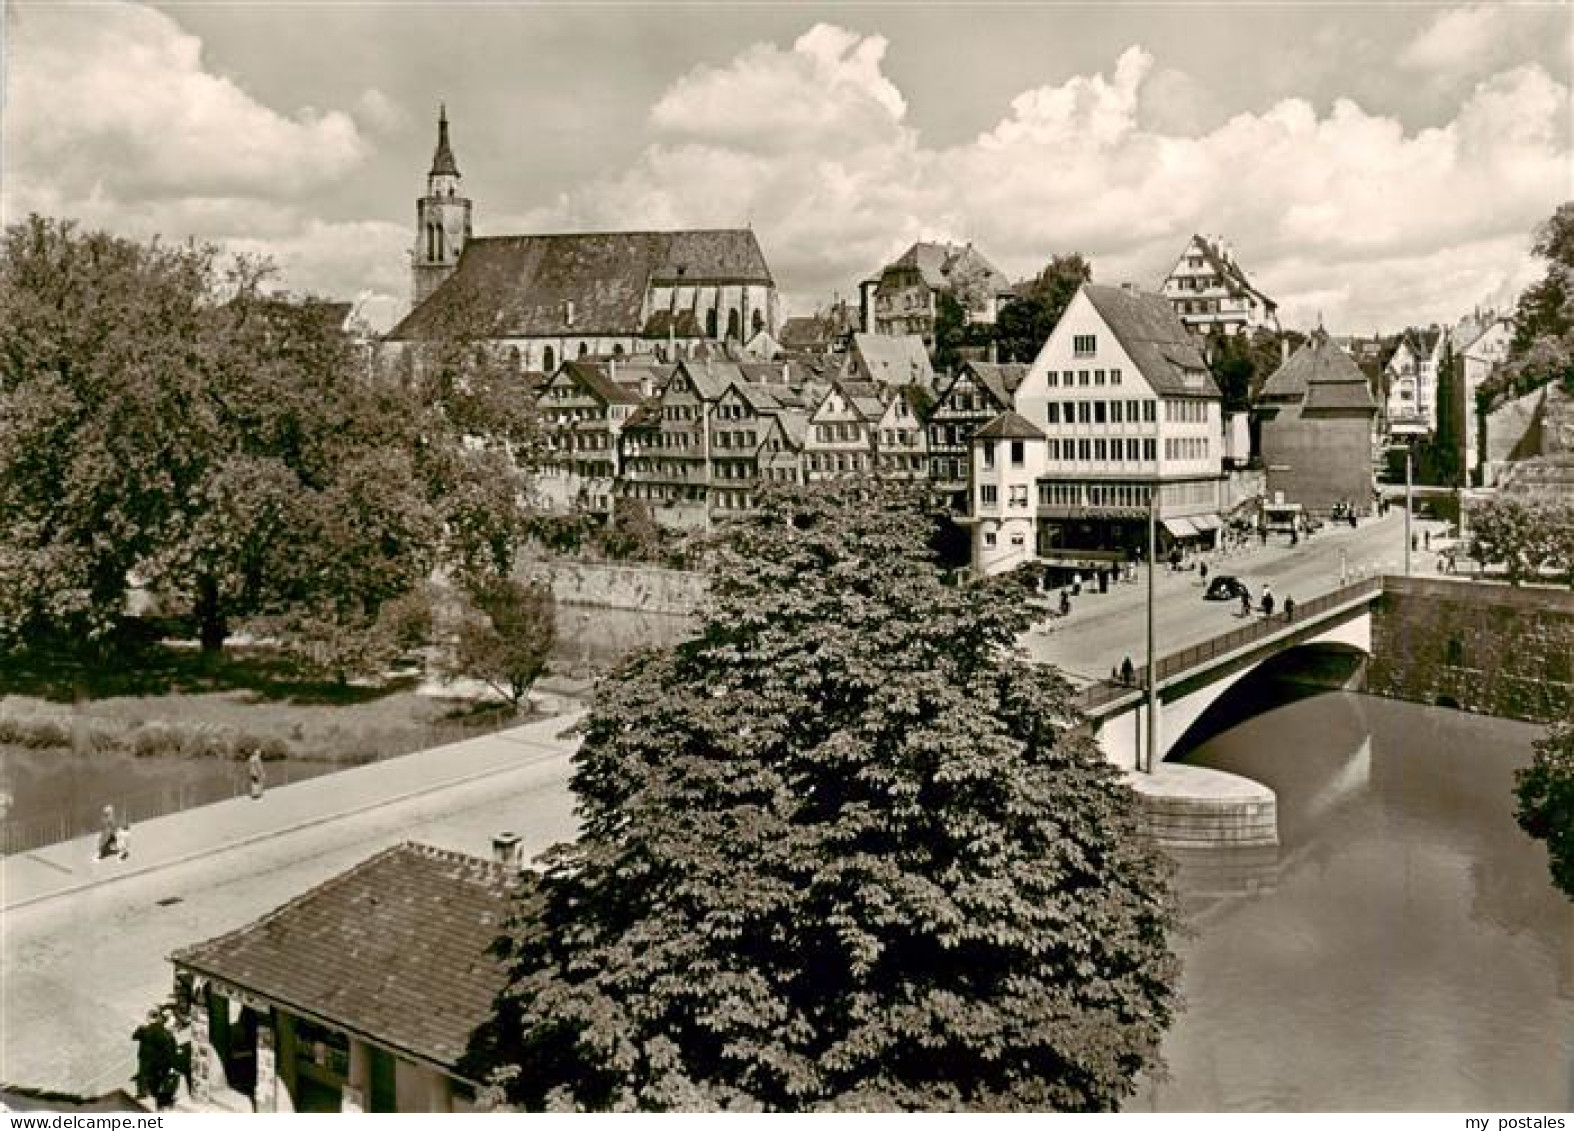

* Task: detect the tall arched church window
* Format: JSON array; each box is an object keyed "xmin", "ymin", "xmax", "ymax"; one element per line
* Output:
[
  {"xmin": 752, "ymin": 309, "xmax": 765, "ymax": 334},
  {"xmin": 706, "ymin": 309, "xmax": 718, "ymax": 339},
  {"xmin": 578, "ymin": 341, "xmax": 589, "ymax": 358},
  {"xmin": 508, "ymin": 346, "xmax": 521, "ymax": 372},
  {"xmin": 543, "ymin": 346, "xmax": 556, "ymax": 372},
  {"xmin": 727, "ymin": 309, "xmax": 741, "ymax": 340}
]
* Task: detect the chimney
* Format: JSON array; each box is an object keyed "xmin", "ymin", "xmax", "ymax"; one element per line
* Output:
[
  {"xmin": 564, "ymin": 299, "xmax": 575, "ymax": 327},
  {"xmin": 609, "ymin": 357, "xmax": 616, "ymax": 382},
  {"xmin": 492, "ymin": 831, "xmax": 522, "ymax": 868},
  {"xmin": 1281, "ymin": 337, "xmax": 1290, "ymax": 364},
  {"xmin": 988, "ymin": 340, "xmax": 998, "ymax": 364}
]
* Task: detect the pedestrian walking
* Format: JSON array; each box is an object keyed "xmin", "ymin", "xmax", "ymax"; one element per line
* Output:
[
  {"xmin": 132, "ymin": 1009, "xmax": 180, "ymax": 1108},
  {"xmin": 1411, "ymin": 533, "xmax": 1419, "ymax": 551},
  {"xmin": 1424, "ymin": 530, "xmax": 1431, "ymax": 550},
  {"xmin": 1262, "ymin": 591, "xmax": 1276, "ymax": 618},
  {"xmin": 1284, "ymin": 596, "xmax": 1296, "ymax": 620},
  {"xmin": 1059, "ymin": 589, "xmax": 1071, "ymax": 617},
  {"xmin": 1239, "ymin": 590, "xmax": 1252, "ymax": 618},
  {"xmin": 248, "ymin": 748, "xmax": 266, "ymax": 801},
  {"xmin": 1200, "ymin": 561, "xmax": 1209, "ymax": 585},
  {"xmin": 1120, "ymin": 656, "xmax": 1135, "ymax": 686},
  {"xmin": 98, "ymin": 804, "xmax": 118, "ymax": 860}
]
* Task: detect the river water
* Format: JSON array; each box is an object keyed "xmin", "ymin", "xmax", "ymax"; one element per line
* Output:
[{"xmin": 1144, "ymin": 687, "xmax": 1573, "ymax": 1111}]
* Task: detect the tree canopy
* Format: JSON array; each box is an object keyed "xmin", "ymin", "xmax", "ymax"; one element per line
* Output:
[
  {"xmin": 1480, "ymin": 202, "xmax": 1574, "ymax": 411},
  {"xmin": 994, "ymin": 254, "xmax": 1092, "ymax": 364},
  {"xmin": 1515, "ymin": 720, "xmax": 1574, "ymax": 901},
  {"xmin": 488, "ymin": 481, "xmax": 1178, "ymax": 1111},
  {"xmin": 0, "ymin": 215, "xmax": 541, "ymax": 668}
]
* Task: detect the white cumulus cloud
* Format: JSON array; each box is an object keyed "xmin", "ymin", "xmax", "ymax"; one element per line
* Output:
[{"xmin": 521, "ymin": 24, "xmax": 1570, "ymax": 331}]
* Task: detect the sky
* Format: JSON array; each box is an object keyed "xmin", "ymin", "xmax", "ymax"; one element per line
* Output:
[{"xmin": 2, "ymin": 1, "xmax": 1570, "ymax": 335}]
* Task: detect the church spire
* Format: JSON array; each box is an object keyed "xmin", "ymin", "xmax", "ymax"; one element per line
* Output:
[{"xmin": 430, "ymin": 103, "xmax": 460, "ymax": 178}]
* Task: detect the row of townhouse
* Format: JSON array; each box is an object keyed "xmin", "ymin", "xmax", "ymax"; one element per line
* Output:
[{"xmin": 535, "ymin": 333, "xmax": 946, "ymax": 528}]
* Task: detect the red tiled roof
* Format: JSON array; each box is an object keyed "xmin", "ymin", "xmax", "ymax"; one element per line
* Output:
[
  {"xmin": 974, "ymin": 410, "xmax": 1046, "ymax": 441},
  {"xmin": 172, "ymin": 843, "xmax": 519, "ymax": 1074}
]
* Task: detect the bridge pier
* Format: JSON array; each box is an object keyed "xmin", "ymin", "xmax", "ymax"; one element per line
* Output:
[{"xmin": 1126, "ymin": 763, "xmax": 1278, "ymax": 850}]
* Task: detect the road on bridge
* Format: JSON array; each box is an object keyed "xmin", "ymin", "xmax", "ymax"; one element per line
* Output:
[{"xmin": 1022, "ymin": 508, "xmax": 1440, "ymax": 684}]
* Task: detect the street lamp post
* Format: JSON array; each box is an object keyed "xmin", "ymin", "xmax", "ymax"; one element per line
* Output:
[
  {"xmin": 1404, "ymin": 439, "xmax": 1413, "ymax": 577},
  {"xmin": 1144, "ymin": 482, "xmax": 1158, "ymax": 775}
]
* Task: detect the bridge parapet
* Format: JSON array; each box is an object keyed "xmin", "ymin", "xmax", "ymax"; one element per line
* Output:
[{"xmin": 1075, "ymin": 575, "xmax": 1383, "ymax": 719}]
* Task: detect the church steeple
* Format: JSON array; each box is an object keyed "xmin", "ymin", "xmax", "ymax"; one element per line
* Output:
[
  {"xmin": 430, "ymin": 103, "xmax": 460, "ymax": 179},
  {"xmin": 411, "ymin": 103, "xmax": 472, "ymax": 309}
]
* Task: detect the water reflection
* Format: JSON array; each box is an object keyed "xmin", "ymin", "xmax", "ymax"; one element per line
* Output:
[{"xmin": 1144, "ymin": 690, "xmax": 1573, "ymax": 1112}]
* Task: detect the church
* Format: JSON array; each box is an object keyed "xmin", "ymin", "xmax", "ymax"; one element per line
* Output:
[{"xmin": 386, "ymin": 108, "xmax": 781, "ymax": 369}]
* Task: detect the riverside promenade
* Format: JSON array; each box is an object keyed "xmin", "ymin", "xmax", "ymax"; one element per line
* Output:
[{"xmin": 1, "ymin": 709, "xmax": 585, "ymax": 1096}]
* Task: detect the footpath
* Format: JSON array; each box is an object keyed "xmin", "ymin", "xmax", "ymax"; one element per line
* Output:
[{"xmin": 1, "ymin": 707, "xmax": 587, "ymax": 913}]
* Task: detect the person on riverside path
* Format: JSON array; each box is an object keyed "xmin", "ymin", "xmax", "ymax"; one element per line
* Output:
[
  {"xmin": 1239, "ymin": 589, "xmax": 1252, "ymax": 618},
  {"xmin": 1200, "ymin": 561, "xmax": 1209, "ymax": 585},
  {"xmin": 248, "ymin": 748, "xmax": 266, "ymax": 801},
  {"xmin": 1120, "ymin": 656, "xmax": 1135, "ymax": 686},
  {"xmin": 1059, "ymin": 589, "xmax": 1071, "ymax": 617},
  {"xmin": 1262, "ymin": 590, "xmax": 1276, "ymax": 618},
  {"xmin": 1284, "ymin": 595, "xmax": 1296, "ymax": 621}
]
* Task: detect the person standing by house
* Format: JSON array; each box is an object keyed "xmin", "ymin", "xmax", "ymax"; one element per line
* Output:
[
  {"xmin": 248, "ymin": 748, "xmax": 266, "ymax": 801},
  {"xmin": 132, "ymin": 1008, "xmax": 180, "ymax": 1106}
]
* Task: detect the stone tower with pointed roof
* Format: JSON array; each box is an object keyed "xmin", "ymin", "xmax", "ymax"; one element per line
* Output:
[{"xmin": 411, "ymin": 105, "xmax": 473, "ymax": 308}]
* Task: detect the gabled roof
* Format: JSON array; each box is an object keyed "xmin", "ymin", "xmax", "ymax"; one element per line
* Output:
[
  {"xmin": 731, "ymin": 382, "xmax": 784, "ymax": 414},
  {"xmin": 974, "ymin": 410, "xmax": 1046, "ymax": 441},
  {"xmin": 883, "ymin": 241, "xmax": 1012, "ymax": 298},
  {"xmin": 1080, "ymin": 285, "xmax": 1220, "ymax": 398},
  {"xmin": 673, "ymin": 358, "xmax": 739, "ymax": 402},
  {"xmin": 769, "ymin": 409, "xmax": 811, "ymax": 450},
  {"xmin": 1260, "ymin": 331, "xmax": 1375, "ymax": 414},
  {"xmin": 172, "ymin": 844, "xmax": 518, "ymax": 1075},
  {"xmin": 388, "ymin": 229, "xmax": 773, "ymax": 341},
  {"xmin": 959, "ymin": 360, "xmax": 1029, "ymax": 407},
  {"xmin": 848, "ymin": 333, "xmax": 935, "ymax": 388},
  {"xmin": 1175, "ymin": 235, "xmax": 1276, "ymax": 311},
  {"xmin": 559, "ymin": 360, "xmax": 644, "ymax": 406}
]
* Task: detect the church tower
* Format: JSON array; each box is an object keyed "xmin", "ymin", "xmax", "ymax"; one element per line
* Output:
[{"xmin": 411, "ymin": 105, "xmax": 472, "ymax": 308}]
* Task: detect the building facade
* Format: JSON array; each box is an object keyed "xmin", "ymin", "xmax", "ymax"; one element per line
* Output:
[
  {"xmin": 1160, "ymin": 234, "xmax": 1279, "ymax": 337},
  {"xmin": 410, "ymin": 106, "xmax": 472, "ymax": 309},
  {"xmin": 1457, "ymin": 315, "xmax": 1513, "ymax": 484},
  {"xmin": 974, "ymin": 284, "xmax": 1226, "ymax": 576},
  {"xmin": 859, "ymin": 242, "xmax": 1014, "ymax": 350},
  {"xmin": 535, "ymin": 359, "xmax": 662, "ymax": 513},
  {"xmin": 926, "ymin": 361, "xmax": 1027, "ymax": 505},
  {"xmin": 1256, "ymin": 330, "xmax": 1378, "ymax": 516},
  {"xmin": 1382, "ymin": 327, "xmax": 1446, "ymax": 434}
]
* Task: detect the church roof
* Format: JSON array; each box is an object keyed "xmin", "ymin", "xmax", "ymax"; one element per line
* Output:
[
  {"xmin": 884, "ymin": 241, "xmax": 1012, "ymax": 297},
  {"xmin": 1080, "ymin": 285, "xmax": 1219, "ymax": 399},
  {"xmin": 388, "ymin": 230, "xmax": 773, "ymax": 341}
]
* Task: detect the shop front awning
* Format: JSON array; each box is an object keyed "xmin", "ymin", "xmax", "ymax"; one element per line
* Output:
[
  {"xmin": 1161, "ymin": 517, "xmax": 1199, "ymax": 538},
  {"xmin": 1189, "ymin": 514, "xmax": 1222, "ymax": 532}
]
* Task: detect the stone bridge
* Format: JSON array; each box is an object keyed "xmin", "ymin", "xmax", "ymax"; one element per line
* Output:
[{"xmin": 1078, "ymin": 576, "xmax": 1383, "ymax": 771}]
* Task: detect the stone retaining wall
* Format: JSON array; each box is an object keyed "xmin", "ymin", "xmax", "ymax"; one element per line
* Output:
[
  {"xmin": 518, "ymin": 560, "xmax": 708, "ymax": 615},
  {"xmin": 1368, "ymin": 575, "xmax": 1574, "ymax": 722}
]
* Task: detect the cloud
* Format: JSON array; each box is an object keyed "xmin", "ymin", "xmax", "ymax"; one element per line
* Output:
[
  {"xmin": 1399, "ymin": 6, "xmax": 1505, "ymax": 74},
  {"xmin": 519, "ymin": 23, "xmax": 1569, "ymax": 332},
  {"xmin": 354, "ymin": 88, "xmax": 407, "ymax": 135}
]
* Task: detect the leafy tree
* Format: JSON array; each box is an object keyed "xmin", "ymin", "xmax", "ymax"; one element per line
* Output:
[
  {"xmin": 994, "ymin": 254, "xmax": 1092, "ymax": 364},
  {"xmin": 488, "ymin": 481, "xmax": 1178, "ymax": 1111},
  {"xmin": 1514, "ymin": 720, "xmax": 1574, "ymax": 900},
  {"xmin": 1479, "ymin": 202, "xmax": 1574, "ymax": 412},
  {"xmin": 0, "ymin": 217, "xmax": 218, "ymax": 649},
  {"xmin": 932, "ymin": 292, "xmax": 993, "ymax": 374},
  {"xmin": 1467, "ymin": 496, "xmax": 1560, "ymax": 585},
  {"xmin": 444, "ymin": 577, "xmax": 556, "ymax": 709},
  {"xmin": 598, "ymin": 500, "xmax": 665, "ymax": 562}
]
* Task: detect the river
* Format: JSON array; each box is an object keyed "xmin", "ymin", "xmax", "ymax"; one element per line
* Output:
[{"xmin": 1143, "ymin": 686, "xmax": 1573, "ymax": 1111}]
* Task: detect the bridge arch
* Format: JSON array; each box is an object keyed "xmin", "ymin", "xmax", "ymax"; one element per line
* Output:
[{"xmin": 1165, "ymin": 640, "xmax": 1371, "ymax": 761}]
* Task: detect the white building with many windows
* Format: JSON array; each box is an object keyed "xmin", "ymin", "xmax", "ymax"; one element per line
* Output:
[{"xmin": 972, "ymin": 284, "xmax": 1226, "ymax": 576}]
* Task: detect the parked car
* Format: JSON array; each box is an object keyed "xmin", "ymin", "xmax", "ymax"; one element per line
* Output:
[{"xmin": 1204, "ymin": 574, "xmax": 1250, "ymax": 601}]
